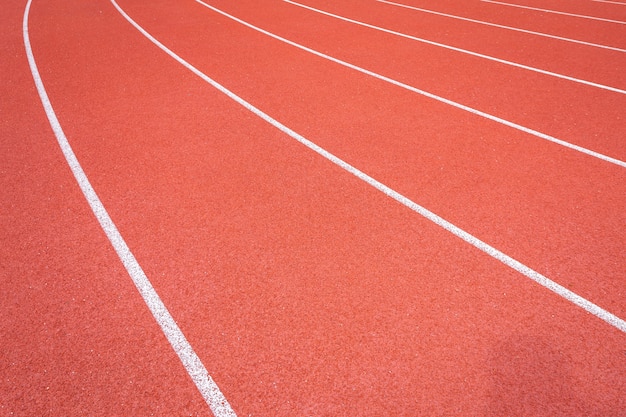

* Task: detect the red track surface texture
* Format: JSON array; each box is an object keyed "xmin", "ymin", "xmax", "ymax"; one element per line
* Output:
[{"xmin": 2, "ymin": 0, "xmax": 625, "ymax": 415}]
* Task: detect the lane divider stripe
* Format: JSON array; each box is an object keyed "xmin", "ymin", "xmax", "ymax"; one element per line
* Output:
[
  {"xmin": 377, "ymin": 0, "xmax": 626, "ymax": 53},
  {"xmin": 196, "ymin": 0, "xmax": 626, "ymax": 168},
  {"xmin": 592, "ymin": 0, "xmax": 626, "ymax": 5},
  {"xmin": 482, "ymin": 0, "xmax": 626, "ymax": 24},
  {"xmin": 23, "ymin": 1, "xmax": 237, "ymax": 416},
  {"xmin": 285, "ymin": 0, "xmax": 626, "ymax": 95},
  {"xmin": 111, "ymin": 0, "xmax": 626, "ymax": 333}
]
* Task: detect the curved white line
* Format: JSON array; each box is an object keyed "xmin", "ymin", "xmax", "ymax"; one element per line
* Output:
[
  {"xmin": 109, "ymin": 0, "xmax": 626, "ymax": 333},
  {"xmin": 592, "ymin": 0, "xmax": 626, "ymax": 5},
  {"xmin": 377, "ymin": 0, "xmax": 626, "ymax": 53},
  {"xmin": 482, "ymin": 0, "xmax": 626, "ymax": 24},
  {"xmin": 285, "ymin": 0, "xmax": 626, "ymax": 95},
  {"xmin": 193, "ymin": 0, "xmax": 626, "ymax": 168},
  {"xmin": 22, "ymin": 1, "xmax": 237, "ymax": 416}
]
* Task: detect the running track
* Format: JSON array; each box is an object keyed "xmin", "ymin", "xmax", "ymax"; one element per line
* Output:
[{"xmin": 2, "ymin": 0, "xmax": 625, "ymax": 415}]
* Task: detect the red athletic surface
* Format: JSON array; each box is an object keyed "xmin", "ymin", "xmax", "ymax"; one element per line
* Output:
[{"xmin": 2, "ymin": 0, "xmax": 625, "ymax": 416}]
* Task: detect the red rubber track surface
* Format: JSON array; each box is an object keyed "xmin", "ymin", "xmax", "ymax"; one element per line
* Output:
[
  {"xmin": 479, "ymin": 0, "xmax": 626, "ymax": 21},
  {"xmin": 2, "ymin": 0, "xmax": 625, "ymax": 415},
  {"xmin": 309, "ymin": 0, "xmax": 626, "ymax": 91},
  {"xmin": 1, "ymin": 1, "xmax": 212, "ymax": 415},
  {"xmin": 390, "ymin": 0, "xmax": 626, "ymax": 46}
]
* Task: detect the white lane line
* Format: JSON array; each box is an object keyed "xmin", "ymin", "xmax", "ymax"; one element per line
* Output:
[
  {"xmin": 592, "ymin": 0, "xmax": 626, "ymax": 5},
  {"xmin": 377, "ymin": 0, "xmax": 626, "ymax": 53},
  {"xmin": 482, "ymin": 0, "xmax": 626, "ymax": 24},
  {"xmin": 110, "ymin": 1, "xmax": 626, "ymax": 334},
  {"xmin": 23, "ymin": 1, "xmax": 237, "ymax": 416},
  {"xmin": 285, "ymin": 0, "xmax": 626, "ymax": 95},
  {"xmin": 283, "ymin": 0, "xmax": 626, "ymax": 94},
  {"xmin": 195, "ymin": 0, "xmax": 626, "ymax": 168}
]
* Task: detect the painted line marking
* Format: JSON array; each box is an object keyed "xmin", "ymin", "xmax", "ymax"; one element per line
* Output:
[
  {"xmin": 592, "ymin": 0, "xmax": 626, "ymax": 5},
  {"xmin": 285, "ymin": 0, "xmax": 626, "ymax": 95},
  {"xmin": 377, "ymin": 0, "xmax": 626, "ymax": 53},
  {"xmin": 111, "ymin": 0, "xmax": 626, "ymax": 333},
  {"xmin": 23, "ymin": 1, "xmax": 237, "ymax": 416},
  {"xmin": 194, "ymin": 0, "xmax": 626, "ymax": 168},
  {"xmin": 482, "ymin": 0, "xmax": 626, "ymax": 24}
]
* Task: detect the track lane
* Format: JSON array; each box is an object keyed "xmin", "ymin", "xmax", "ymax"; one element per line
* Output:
[
  {"xmin": 482, "ymin": 0, "xmax": 626, "ymax": 22},
  {"xmin": 23, "ymin": 0, "xmax": 235, "ymax": 413},
  {"xmin": 593, "ymin": 0, "xmax": 626, "ymax": 6},
  {"xmin": 1, "ymin": 1, "xmax": 215, "ymax": 415},
  {"xmin": 18, "ymin": 0, "xmax": 626, "ymax": 415},
  {"xmin": 536, "ymin": 0, "xmax": 626, "ymax": 17}
]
